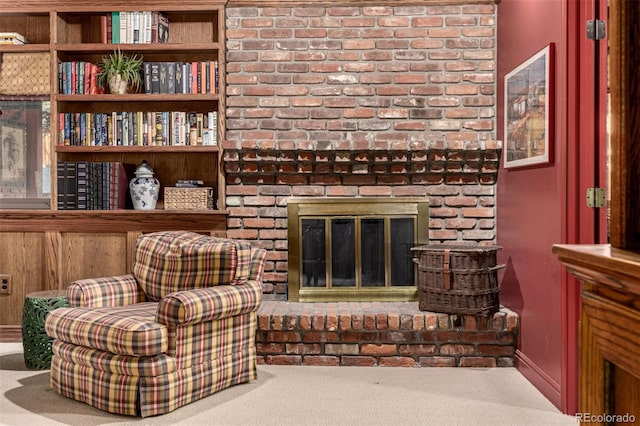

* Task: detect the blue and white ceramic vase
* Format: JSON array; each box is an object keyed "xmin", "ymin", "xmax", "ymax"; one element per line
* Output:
[{"xmin": 129, "ymin": 160, "xmax": 159, "ymax": 210}]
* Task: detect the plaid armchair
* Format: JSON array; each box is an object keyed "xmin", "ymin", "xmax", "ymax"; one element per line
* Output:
[{"xmin": 44, "ymin": 231, "xmax": 266, "ymax": 417}]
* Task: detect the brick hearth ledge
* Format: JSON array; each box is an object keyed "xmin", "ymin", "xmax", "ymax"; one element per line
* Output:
[{"xmin": 256, "ymin": 301, "xmax": 518, "ymax": 367}]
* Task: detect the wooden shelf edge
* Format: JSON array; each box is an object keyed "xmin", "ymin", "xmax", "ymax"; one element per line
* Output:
[
  {"xmin": 0, "ymin": 1, "xmax": 226, "ymax": 13},
  {"xmin": 55, "ymin": 93, "xmax": 220, "ymax": 102},
  {"xmin": 55, "ymin": 43, "xmax": 219, "ymax": 52},
  {"xmin": 0, "ymin": 209, "xmax": 229, "ymax": 233},
  {"xmin": 0, "ymin": 44, "xmax": 51, "ymax": 52},
  {"xmin": 55, "ymin": 145, "xmax": 219, "ymax": 153},
  {"xmin": 552, "ymin": 244, "xmax": 640, "ymax": 297}
]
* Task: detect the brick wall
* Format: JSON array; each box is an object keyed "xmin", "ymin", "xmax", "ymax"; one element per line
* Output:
[{"xmin": 225, "ymin": 4, "xmax": 499, "ymax": 299}]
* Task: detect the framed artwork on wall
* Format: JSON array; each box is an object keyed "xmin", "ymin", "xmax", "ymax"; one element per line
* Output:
[
  {"xmin": 504, "ymin": 44, "xmax": 554, "ymax": 169},
  {"xmin": 1, "ymin": 122, "xmax": 26, "ymax": 182}
]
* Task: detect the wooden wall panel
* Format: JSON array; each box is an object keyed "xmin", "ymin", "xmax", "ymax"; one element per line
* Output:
[
  {"xmin": 61, "ymin": 234, "xmax": 129, "ymax": 285},
  {"xmin": 0, "ymin": 233, "xmax": 44, "ymax": 325}
]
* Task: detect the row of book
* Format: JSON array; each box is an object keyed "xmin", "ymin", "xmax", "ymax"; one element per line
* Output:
[
  {"xmin": 58, "ymin": 61, "xmax": 103, "ymax": 95},
  {"xmin": 143, "ymin": 61, "xmax": 219, "ymax": 95},
  {"xmin": 57, "ymin": 161, "xmax": 134, "ymax": 210},
  {"xmin": 103, "ymin": 11, "xmax": 169, "ymax": 44},
  {"xmin": 58, "ymin": 111, "xmax": 218, "ymax": 147},
  {"xmin": 56, "ymin": 60, "xmax": 219, "ymax": 95},
  {"xmin": 0, "ymin": 32, "xmax": 28, "ymax": 45}
]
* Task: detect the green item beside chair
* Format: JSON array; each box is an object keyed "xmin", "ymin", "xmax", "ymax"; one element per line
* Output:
[{"xmin": 22, "ymin": 290, "xmax": 69, "ymax": 370}]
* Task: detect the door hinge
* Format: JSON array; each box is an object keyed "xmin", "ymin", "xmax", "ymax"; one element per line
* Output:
[
  {"xmin": 586, "ymin": 19, "xmax": 606, "ymax": 40},
  {"xmin": 586, "ymin": 188, "xmax": 606, "ymax": 208}
]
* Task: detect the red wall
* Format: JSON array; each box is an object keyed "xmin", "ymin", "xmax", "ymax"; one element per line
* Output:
[{"xmin": 496, "ymin": 0, "xmax": 569, "ymax": 410}]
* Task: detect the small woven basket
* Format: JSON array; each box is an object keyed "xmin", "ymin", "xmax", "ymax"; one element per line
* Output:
[
  {"xmin": 164, "ymin": 187, "xmax": 214, "ymax": 210},
  {"xmin": 412, "ymin": 243, "xmax": 504, "ymax": 315}
]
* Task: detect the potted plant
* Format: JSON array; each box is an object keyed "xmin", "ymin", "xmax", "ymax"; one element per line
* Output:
[{"xmin": 97, "ymin": 49, "xmax": 143, "ymax": 94}]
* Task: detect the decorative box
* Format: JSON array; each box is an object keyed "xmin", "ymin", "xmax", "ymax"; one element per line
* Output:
[{"xmin": 164, "ymin": 187, "xmax": 215, "ymax": 210}]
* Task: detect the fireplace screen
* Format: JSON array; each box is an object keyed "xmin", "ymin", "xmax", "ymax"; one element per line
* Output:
[{"xmin": 288, "ymin": 198, "xmax": 428, "ymax": 302}]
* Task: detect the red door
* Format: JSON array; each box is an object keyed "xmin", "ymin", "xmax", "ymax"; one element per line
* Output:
[{"xmin": 562, "ymin": 0, "xmax": 609, "ymax": 414}]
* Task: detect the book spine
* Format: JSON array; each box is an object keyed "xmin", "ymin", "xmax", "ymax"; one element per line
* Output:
[
  {"xmin": 151, "ymin": 11, "xmax": 159, "ymax": 43},
  {"xmin": 190, "ymin": 61, "xmax": 198, "ymax": 94},
  {"xmin": 66, "ymin": 162, "xmax": 77, "ymax": 209},
  {"xmin": 105, "ymin": 14, "xmax": 112, "ymax": 44},
  {"xmin": 196, "ymin": 112, "xmax": 204, "ymax": 145},
  {"xmin": 103, "ymin": 162, "xmax": 112, "ymax": 209},
  {"xmin": 111, "ymin": 12, "xmax": 120, "ymax": 44},
  {"xmin": 167, "ymin": 62, "xmax": 175, "ymax": 94},
  {"xmin": 158, "ymin": 13, "xmax": 169, "ymax": 43},
  {"xmin": 175, "ymin": 62, "xmax": 184, "ymax": 94},
  {"xmin": 159, "ymin": 62, "xmax": 168, "ymax": 94},
  {"xmin": 214, "ymin": 60, "xmax": 219, "ymax": 94},
  {"xmin": 120, "ymin": 11, "xmax": 127, "ymax": 44},
  {"xmin": 143, "ymin": 62, "xmax": 152, "ymax": 94},
  {"xmin": 65, "ymin": 62, "xmax": 72, "ymax": 94},
  {"xmin": 150, "ymin": 62, "xmax": 160, "ymax": 94},
  {"xmin": 57, "ymin": 162, "xmax": 66, "ymax": 210},
  {"xmin": 162, "ymin": 112, "xmax": 169, "ymax": 146},
  {"xmin": 154, "ymin": 112, "xmax": 163, "ymax": 146},
  {"xmin": 205, "ymin": 61, "xmax": 211, "ymax": 94},
  {"xmin": 76, "ymin": 161, "xmax": 88, "ymax": 210}
]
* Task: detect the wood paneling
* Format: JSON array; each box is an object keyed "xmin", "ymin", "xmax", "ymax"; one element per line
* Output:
[
  {"xmin": 0, "ymin": 212, "xmax": 228, "ymax": 340},
  {"xmin": 553, "ymin": 244, "xmax": 640, "ymax": 423}
]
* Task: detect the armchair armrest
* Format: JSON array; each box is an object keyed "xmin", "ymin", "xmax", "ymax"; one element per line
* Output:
[
  {"xmin": 156, "ymin": 279, "xmax": 263, "ymax": 326},
  {"xmin": 67, "ymin": 274, "xmax": 145, "ymax": 308}
]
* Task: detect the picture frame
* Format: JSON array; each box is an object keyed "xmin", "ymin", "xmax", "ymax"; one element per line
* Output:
[
  {"xmin": 1, "ymin": 123, "xmax": 26, "ymax": 182},
  {"xmin": 504, "ymin": 44, "xmax": 554, "ymax": 169}
]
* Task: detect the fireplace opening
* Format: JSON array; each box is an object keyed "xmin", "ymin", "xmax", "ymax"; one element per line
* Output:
[{"xmin": 287, "ymin": 198, "xmax": 429, "ymax": 302}]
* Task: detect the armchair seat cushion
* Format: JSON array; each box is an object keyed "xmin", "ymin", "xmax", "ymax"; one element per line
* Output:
[
  {"xmin": 53, "ymin": 340, "xmax": 176, "ymax": 376},
  {"xmin": 45, "ymin": 302, "xmax": 167, "ymax": 356}
]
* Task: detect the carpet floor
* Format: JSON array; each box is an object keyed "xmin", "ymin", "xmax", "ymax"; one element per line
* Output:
[{"xmin": 0, "ymin": 343, "xmax": 575, "ymax": 426}]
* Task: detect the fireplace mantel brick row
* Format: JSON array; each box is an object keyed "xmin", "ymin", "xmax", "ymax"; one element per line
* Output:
[
  {"xmin": 226, "ymin": 5, "xmax": 499, "ymax": 298},
  {"xmin": 256, "ymin": 301, "xmax": 519, "ymax": 367}
]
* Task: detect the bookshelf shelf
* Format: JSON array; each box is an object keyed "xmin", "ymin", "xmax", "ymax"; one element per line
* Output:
[
  {"xmin": 56, "ymin": 145, "xmax": 219, "ymax": 153},
  {"xmin": 55, "ymin": 43, "xmax": 220, "ymax": 53},
  {"xmin": 0, "ymin": 209, "xmax": 229, "ymax": 233},
  {"xmin": 0, "ymin": 44, "xmax": 51, "ymax": 53},
  {"xmin": 55, "ymin": 94, "xmax": 220, "ymax": 102}
]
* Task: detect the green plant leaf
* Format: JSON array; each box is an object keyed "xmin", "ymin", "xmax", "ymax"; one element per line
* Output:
[{"xmin": 97, "ymin": 48, "xmax": 144, "ymax": 91}]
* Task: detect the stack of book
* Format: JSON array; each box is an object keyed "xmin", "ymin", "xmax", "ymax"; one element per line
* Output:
[
  {"xmin": 57, "ymin": 161, "xmax": 135, "ymax": 210},
  {"xmin": 0, "ymin": 32, "xmax": 29, "ymax": 45}
]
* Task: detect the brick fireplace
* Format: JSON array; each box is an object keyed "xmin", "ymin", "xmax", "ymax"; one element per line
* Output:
[
  {"xmin": 223, "ymin": 3, "xmax": 516, "ymax": 366},
  {"xmin": 224, "ymin": 4, "xmax": 501, "ymax": 300}
]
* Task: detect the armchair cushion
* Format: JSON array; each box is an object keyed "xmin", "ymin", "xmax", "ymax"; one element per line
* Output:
[
  {"xmin": 133, "ymin": 231, "xmax": 253, "ymax": 301},
  {"xmin": 156, "ymin": 279, "xmax": 263, "ymax": 326},
  {"xmin": 67, "ymin": 274, "xmax": 145, "ymax": 308},
  {"xmin": 45, "ymin": 302, "xmax": 167, "ymax": 356}
]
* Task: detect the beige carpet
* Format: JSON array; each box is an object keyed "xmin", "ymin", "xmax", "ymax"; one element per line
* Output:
[{"xmin": 0, "ymin": 343, "xmax": 575, "ymax": 426}]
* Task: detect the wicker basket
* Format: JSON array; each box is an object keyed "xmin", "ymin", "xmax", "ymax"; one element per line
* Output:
[
  {"xmin": 164, "ymin": 187, "xmax": 214, "ymax": 210},
  {"xmin": 412, "ymin": 243, "xmax": 504, "ymax": 315}
]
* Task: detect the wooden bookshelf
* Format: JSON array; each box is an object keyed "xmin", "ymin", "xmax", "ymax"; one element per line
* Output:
[{"xmin": 0, "ymin": 1, "xmax": 228, "ymax": 335}]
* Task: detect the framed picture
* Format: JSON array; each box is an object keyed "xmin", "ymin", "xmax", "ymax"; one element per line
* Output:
[
  {"xmin": 1, "ymin": 123, "xmax": 26, "ymax": 182},
  {"xmin": 504, "ymin": 44, "xmax": 554, "ymax": 169}
]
